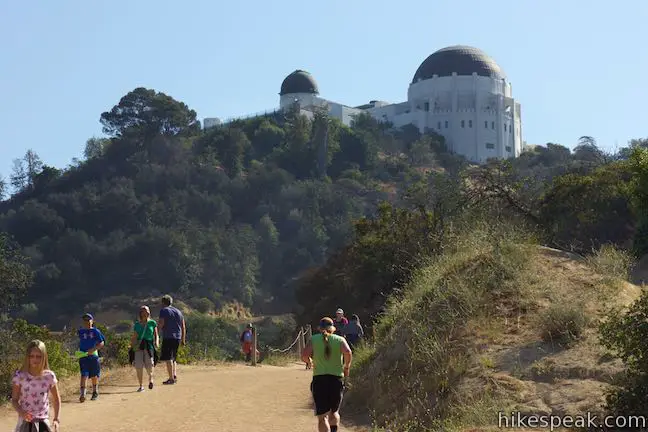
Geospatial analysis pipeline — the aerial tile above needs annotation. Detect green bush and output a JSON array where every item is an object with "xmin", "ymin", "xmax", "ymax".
[
  {"xmin": 599, "ymin": 290, "xmax": 648, "ymax": 417},
  {"xmin": 190, "ymin": 297, "xmax": 215, "ymax": 314},
  {"xmin": 0, "ymin": 319, "xmax": 79, "ymax": 401},
  {"xmin": 539, "ymin": 304, "xmax": 588, "ymax": 347},
  {"xmin": 584, "ymin": 244, "xmax": 634, "ymax": 281},
  {"xmin": 181, "ymin": 313, "xmax": 240, "ymax": 362}
]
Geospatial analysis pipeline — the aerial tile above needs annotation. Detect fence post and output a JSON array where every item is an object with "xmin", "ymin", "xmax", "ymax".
[
  {"xmin": 306, "ymin": 324, "xmax": 312, "ymax": 343},
  {"xmin": 251, "ymin": 325, "xmax": 257, "ymax": 366},
  {"xmin": 300, "ymin": 326, "xmax": 306, "ymax": 353},
  {"xmin": 297, "ymin": 327, "xmax": 303, "ymax": 357}
]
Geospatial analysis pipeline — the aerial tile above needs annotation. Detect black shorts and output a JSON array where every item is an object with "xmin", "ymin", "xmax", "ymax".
[
  {"xmin": 311, "ymin": 374, "xmax": 344, "ymax": 416},
  {"xmin": 160, "ymin": 338, "xmax": 180, "ymax": 361}
]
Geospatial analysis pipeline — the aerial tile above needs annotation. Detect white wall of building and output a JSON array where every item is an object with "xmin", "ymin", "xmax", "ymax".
[
  {"xmin": 371, "ymin": 72, "xmax": 523, "ymax": 163},
  {"xmin": 211, "ymin": 54, "xmax": 523, "ymax": 164}
]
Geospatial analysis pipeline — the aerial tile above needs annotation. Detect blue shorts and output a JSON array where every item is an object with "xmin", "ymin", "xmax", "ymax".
[{"xmin": 79, "ymin": 355, "xmax": 101, "ymax": 378}]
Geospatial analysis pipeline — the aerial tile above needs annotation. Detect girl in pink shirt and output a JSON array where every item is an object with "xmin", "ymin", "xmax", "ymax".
[{"xmin": 11, "ymin": 340, "xmax": 61, "ymax": 432}]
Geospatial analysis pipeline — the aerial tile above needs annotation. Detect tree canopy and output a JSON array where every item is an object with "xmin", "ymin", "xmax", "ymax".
[{"xmin": 1, "ymin": 86, "xmax": 646, "ymax": 329}]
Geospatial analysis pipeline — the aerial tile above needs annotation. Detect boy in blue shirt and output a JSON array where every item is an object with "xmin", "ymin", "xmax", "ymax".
[{"xmin": 77, "ymin": 313, "xmax": 106, "ymax": 402}]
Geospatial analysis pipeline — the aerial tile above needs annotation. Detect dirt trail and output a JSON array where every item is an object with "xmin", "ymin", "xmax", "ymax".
[{"xmin": 0, "ymin": 363, "xmax": 367, "ymax": 431}]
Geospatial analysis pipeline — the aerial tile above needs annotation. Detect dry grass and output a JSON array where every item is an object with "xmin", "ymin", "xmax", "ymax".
[{"xmin": 345, "ymin": 233, "xmax": 641, "ymax": 432}]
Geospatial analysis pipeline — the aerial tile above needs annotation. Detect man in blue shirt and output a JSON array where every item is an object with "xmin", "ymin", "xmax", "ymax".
[
  {"xmin": 158, "ymin": 295, "xmax": 186, "ymax": 385},
  {"xmin": 77, "ymin": 313, "xmax": 106, "ymax": 402}
]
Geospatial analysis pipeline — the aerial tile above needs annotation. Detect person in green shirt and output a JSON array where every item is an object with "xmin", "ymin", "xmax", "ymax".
[
  {"xmin": 130, "ymin": 305, "xmax": 159, "ymax": 392},
  {"xmin": 301, "ymin": 317, "xmax": 352, "ymax": 432}
]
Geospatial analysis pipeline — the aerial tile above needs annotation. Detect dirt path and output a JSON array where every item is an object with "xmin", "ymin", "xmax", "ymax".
[{"xmin": 0, "ymin": 362, "xmax": 368, "ymax": 431}]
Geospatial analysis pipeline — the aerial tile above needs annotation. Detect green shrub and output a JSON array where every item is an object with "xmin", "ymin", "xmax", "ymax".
[
  {"xmin": 599, "ymin": 290, "xmax": 648, "ymax": 417},
  {"xmin": 181, "ymin": 313, "xmax": 240, "ymax": 362},
  {"xmin": 0, "ymin": 319, "xmax": 79, "ymax": 401},
  {"xmin": 539, "ymin": 304, "xmax": 588, "ymax": 347},
  {"xmin": 585, "ymin": 244, "xmax": 634, "ymax": 281},
  {"xmin": 191, "ymin": 297, "xmax": 215, "ymax": 314}
]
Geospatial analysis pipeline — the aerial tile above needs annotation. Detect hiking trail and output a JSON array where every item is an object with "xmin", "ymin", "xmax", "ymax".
[{"xmin": 0, "ymin": 363, "xmax": 367, "ymax": 431}]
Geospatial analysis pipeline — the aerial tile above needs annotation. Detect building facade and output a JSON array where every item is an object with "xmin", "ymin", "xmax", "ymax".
[{"xmin": 204, "ymin": 45, "xmax": 523, "ymax": 163}]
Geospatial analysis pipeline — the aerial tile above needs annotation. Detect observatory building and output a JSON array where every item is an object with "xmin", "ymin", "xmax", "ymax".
[{"xmin": 204, "ymin": 45, "xmax": 523, "ymax": 163}]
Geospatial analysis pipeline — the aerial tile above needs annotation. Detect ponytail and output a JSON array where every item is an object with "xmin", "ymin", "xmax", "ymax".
[{"xmin": 322, "ymin": 329, "xmax": 331, "ymax": 359}]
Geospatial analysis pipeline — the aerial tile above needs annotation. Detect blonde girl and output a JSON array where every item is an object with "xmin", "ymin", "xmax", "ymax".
[
  {"xmin": 130, "ymin": 305, "xmax": 159, "ymax": 392},
  {"xmin": 11, "ymin": 339, "xmax": 61, "ymax": 432}
]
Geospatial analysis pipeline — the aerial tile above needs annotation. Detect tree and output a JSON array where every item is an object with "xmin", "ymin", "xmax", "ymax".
[
  {"xmin": 99, "ymin": 87, "xmax": 200, "ymax": 138},
  {"xmin": 10, "ymin": 150, "xmax": 44, "ymax": 193},
  {"xmin": 0, "ymin": 176, "xmax": 7, "ymax": 200},
  {"xmin": 10, "ymin": 158, "xmax": 27, "ymax": 192},
  {"xmin": 0, "ymin": 233, "xmax": 33, "ymax": 313},
  {"xmin": 84, "ymin": 137, "xmax": 111, "ymax": 159}
]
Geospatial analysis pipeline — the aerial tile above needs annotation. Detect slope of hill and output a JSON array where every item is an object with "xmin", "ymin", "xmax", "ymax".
[
  {"xmin": 0, "ymin": 88, "xmax": 458, "ymax": 328},
  {"xmin": 342, "ymin": 229, "xmax": 642, "ymax": 431}
]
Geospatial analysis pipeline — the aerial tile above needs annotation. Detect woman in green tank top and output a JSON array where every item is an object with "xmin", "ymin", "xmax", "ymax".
[
  {"xmin": 130, "ymin": 305, "xmax": 159, "ymax": 392},
  {"xmin": 301, "ymin": 317, "xmax": 352, "ymax": 432}
]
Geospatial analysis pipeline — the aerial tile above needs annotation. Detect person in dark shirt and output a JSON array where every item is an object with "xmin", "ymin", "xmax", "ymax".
[
  {"xmin": 333, "ymin": 308, "xmax": 348, "ymax": 337},
  {"xmin": 344, "ymin": 315, "xmax": 364, "ymax": 349},
  {"xmin": 158, "ymin": 295, "xmax": 186, "ymax": 385}
]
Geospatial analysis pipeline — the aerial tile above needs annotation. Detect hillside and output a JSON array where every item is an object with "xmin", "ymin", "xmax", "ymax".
[
  {"xmin": 0, "ymin": 87, "xmax": 645, "ymax": 331},
  {"xmin": 0, "ymin": 88, "xmax": 458, "ymax": 327},
  {"xmin": 342, "ymin": 232, "xmax": 643, "ymax": 431}
]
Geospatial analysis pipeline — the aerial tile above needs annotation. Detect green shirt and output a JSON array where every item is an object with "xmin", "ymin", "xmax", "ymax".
[
  {"xmin": 134, "ymin": 319, "xmax": 156, "ymax": 342},
  {"xmin": 311, "ymin": 333, "xmax": 345, "ymax": 377}
]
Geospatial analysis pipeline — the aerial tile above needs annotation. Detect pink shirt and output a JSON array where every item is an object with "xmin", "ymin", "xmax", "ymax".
[{"xmin": 11, "ymin": 370, "xmax": 57, "ymax": 420}]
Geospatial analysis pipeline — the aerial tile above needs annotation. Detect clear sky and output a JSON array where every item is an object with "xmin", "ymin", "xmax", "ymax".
[{"xmin": 1, "ymin": 0, "xmax": 646, "ymax": 178}]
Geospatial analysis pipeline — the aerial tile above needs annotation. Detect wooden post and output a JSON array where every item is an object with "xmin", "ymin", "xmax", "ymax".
[
  {"xmin": 251, "ymin": 325, "xmax": 257, "ymax": 366},
  {"xmin": 300, "ymin": 326, "xmax": 306, "ymax": 353},
  {"xmin": 306, "ymin": 324, "xmax": 312, "ymax": 343},
  {"xmin": 297, "ymin": 327, "xmax": 303, "ymax": 357}
]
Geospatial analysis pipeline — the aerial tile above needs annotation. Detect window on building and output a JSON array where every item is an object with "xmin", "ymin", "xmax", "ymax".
[
  {"xmin": 437, "ymin": 122, "xmax": 441, "ymax": 129},
  {"xmin": 484, "ymin": 121, "xmax": 488, "ymax": 129},
  {"xmin": 505, "ymin": 146, "xmax": 512, "ymax": 152},
  {"xmin": 486, "ymin": 143, "xmax": 495, "ymax": 149},
  {"xmin": 424, "ymin": 102, "xmax": 429, "ymax": 111},
  {"xmin": 491, "ymin": 121, "xmax": 495, "ymax": 129},
  {"xmin": 504, "ymin": 124, "xmax": 507, "ymax": 132},
  {"xmin": 468, "ymin": 120, "xmax": 472, "ymax": 128},
  {"xmin": 445, "ymin": 121, "xmax": 448, "ymax": 128},
  {"xmin": 461, "ymin": 120, "xmax": 465, "ymax": 128}
]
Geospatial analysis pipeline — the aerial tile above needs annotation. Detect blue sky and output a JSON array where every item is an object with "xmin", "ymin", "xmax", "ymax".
[{"xmin": 1, "ymin": 0, "xmax": 646, "ymax": 179}]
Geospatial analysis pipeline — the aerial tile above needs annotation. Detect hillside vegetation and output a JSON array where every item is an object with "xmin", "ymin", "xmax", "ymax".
[
  {"xmin": 344, "ymin": 228, "xmax": 640, "ymax": 431},
  {"xmin": 2, "ymin": 85, "xmax": 648, "ymax": 429},
  {"xmin": 0, "ymin": 88, "xmax": 458, "ymax": 327}
]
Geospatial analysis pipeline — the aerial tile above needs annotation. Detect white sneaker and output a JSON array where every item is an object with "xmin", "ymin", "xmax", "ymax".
[{"xmin": 137, "ymin": 386, "xmax": 145, "ymax": 392}]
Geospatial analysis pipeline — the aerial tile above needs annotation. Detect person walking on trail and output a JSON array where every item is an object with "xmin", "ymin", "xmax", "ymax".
[
  {"xmin": 130, "ymin": 305, "xmax": 159, "ymax": 392},
  {"xmin": 158, "ymin": 294, "xmax": 186, "ymax": 385},
  {"xmin": 301, "ymin": 317, "xmax": 353, "ymax": 432},
  {"xmin": 11, "ymin": 340, "xmax": 61, "ymax": 432},
  {"xmin": 333, "ymin": 308, "xmax": 348, "ymax": 337},
  {"xmin": 240, "ymin": 323, "xmax": 254, "ymax": 362},
  {"xmin": 344, "ymin": 314, "xmax": 364, "ymax": 349},
  {"xmin": 77, "ymin": 313, "xmax": 106, "ymax": 402}
]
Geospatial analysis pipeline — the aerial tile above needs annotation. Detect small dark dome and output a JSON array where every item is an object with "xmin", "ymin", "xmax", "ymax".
[
  {"xmin": 279, "ymin": 70, "xmax": 319, "ymax": 95},
  {"xmin": 411, "ymin": 45, "xmax": 505, "ymax": 83}
]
